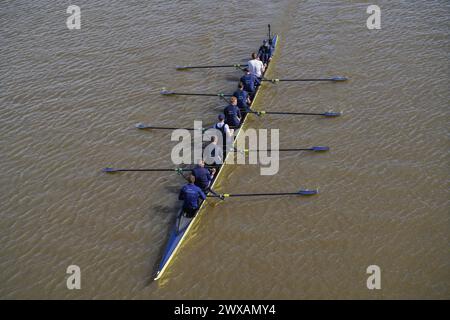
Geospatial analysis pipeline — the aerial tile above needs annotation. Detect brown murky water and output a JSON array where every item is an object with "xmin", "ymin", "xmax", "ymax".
[{"xmin": 1, "ymin": 0, "xmax": 449, "ymax": 299}]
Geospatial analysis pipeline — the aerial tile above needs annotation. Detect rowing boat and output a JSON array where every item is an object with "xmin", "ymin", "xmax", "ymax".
[{"xmin": 153, "ymin": 32, "xmax": 279, "ymax": 281}]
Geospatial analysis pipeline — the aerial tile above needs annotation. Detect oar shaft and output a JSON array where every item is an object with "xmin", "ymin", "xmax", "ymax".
[
  {"xmin": 249, "ymin": 111, "xmax": 325, "ymax": 116},
  {"xmin": 163, "ymin": 92, "xmax": 233, "ymax": 97},
  {"xmin": 172, "ymin": 93, "xmax": 224, "ymax": 97},
  {"xmin": 140, "ymin": 126, "xmax": 198, "ymax": 131},
  {"xmin": 207, "ymin": 192, "xmax": 302, "ymax": 197},
  {"xmin": 235, "ymin": 146, "xmax": 329, "ymax": 153},
  {"xmin": 262, "ymin": 76, "xmax": 347, "ymax": 82},
  {"xmin": 229, "ymin": 192, "xmax": 301, "ymax": 197},
  {"xmin": 267, "ymin": 112, "xmax": 324, "ymax": 115},
  {"xmin": 245, "ymin": 149, "xmax": 312, "ymax": 152},
  {"xmin": 177, "ymin": 64, "xmax": 247, "ymax": 69},
  {"xmin": 264, "ymin": 79, "xmax": 334, "ymax": 82},
  {"xmin": 104, "ymin": 168, "xmax": 191, "ymax": 172},
  {"xmin": 138, "ymin": 124, "xmax": 237, "ymax": 131}
]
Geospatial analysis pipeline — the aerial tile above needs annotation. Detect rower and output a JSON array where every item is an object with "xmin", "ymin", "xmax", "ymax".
[
  {"xmin": 191, "ymin": 159, "xmax": 216, "ymax": 192},
  {"xmin": 240, "ymin": 68, "xmax": 260, "ymax": 100},
  {"xmin": 258, "ymin": 39, "xmax": 271, "ymax": 65},
  {"xmin": 223, "ymin": 96, "xmax": 242, "ymax": 128},
  {"xmin": 206, "ymin": 135, "xmax": 223, "ymax": 167},
  {"xmin": 213, "ymin": 114, "xmax": 234, "ymax": 155},
  {"xmin": 178, "ymin": 175, "xmax": 206, "ymax": 218},
  {"xmin": 247, "ymin": 52, "xmax": 265, "ymax": 79},
  {"xmin": 233, "ymin": 82, "xmax": 251, "ymax": 115}
]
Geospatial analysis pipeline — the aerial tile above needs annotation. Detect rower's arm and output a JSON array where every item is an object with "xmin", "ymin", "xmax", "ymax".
[
  {"xmin": 199, "ymin": 189, "xmax": 206, "ymax": 200},
  {"xmin": 178, "ymin": 189, "xmax": 184, "ymax": 200}
]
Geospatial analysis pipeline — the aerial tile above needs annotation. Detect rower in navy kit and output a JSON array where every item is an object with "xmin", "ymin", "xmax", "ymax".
[
  {"xmin": 191, "ymin": 159, "xmax": 216, "ymax": 192},
  {"xmin": 233, "ymin": 82, "xmax": 251, "ymax": 116},
  {"xmin": 240, "ymin": 68, "xmax": 260, "ymax": 100},
  {"xmin": 258, "ymin": 39, "xmax": 272, "ymax": 64},
  {"xmin": 223, "ymin": 96, "xmax": 242, "ymax": 128},
  {"xmin": 178, "ymin": 175, "xmax": 206, "ymax": 218},
  {"xmin": 213, "ymin": 114, "xmax": 234, "ymax": 158}
]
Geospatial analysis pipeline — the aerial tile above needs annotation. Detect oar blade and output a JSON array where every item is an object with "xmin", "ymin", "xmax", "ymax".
[
  {"xmin": 135, "ymin": 123, "xmax": 148, "ymax": 129},
  {"xmin": 298, "ymin": 189, "xmax": 319, "ymax": 196},
  {"xmin": 323, "ymin": 111, "xmax": 341, "ymax": 117},
  {"xmin": 311, "ymin": 146, "xmax": 330, "ymax": 152},
  {"xmin": 160, "ymin": 89, "xmax": 174, "ymax": 95},
  {"xmin": 176, "ymin": 65, "xmax": 190, "ymax": 70},
  {"xmin": 102, "ymin": 167, "xmax": 116, "ymax": 173},
  {"xmin": 331, "ymin": 76, "xmax": 348, "ymax": 82}
]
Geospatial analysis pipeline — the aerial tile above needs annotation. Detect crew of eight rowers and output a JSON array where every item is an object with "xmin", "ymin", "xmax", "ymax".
[{"xmin": 179, "ymin": 39, "xmax": 275, "ymax": 217}]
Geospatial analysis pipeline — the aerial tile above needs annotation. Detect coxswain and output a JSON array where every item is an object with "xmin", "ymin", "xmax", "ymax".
[
  {"xmin": 191, "ymin": 159, "xmax": 216, "ymax": 191},
  {"xmin": 178, "ymin": 175, "xmax": 206, "ymax": 218},
  {"xmin": 247, "ymin": 52, "xmax": 265, "ymax": 79},
  {"xmin": 233, "ymin": 82, "xmax": 251, "ymax": 115},
  {"xmin": 258, "ymin": 40, "xmax": 271, "ymax": 64},
  {"xmin": 240, "ymin": 68, "xmax": 260, "ymax": 100},
  {"xmin": 223, "ymin": 96, "xmax": 242, "ymax": 128}
]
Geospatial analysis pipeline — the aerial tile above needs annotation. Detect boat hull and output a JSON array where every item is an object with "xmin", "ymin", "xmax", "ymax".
[{"xmin": 154, "ymin": 34, "xmax": 279, "ymax": 280}]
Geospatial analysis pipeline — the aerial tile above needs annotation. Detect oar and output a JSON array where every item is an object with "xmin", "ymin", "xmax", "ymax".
[
  {"xmin": 219, "ymin": 95, "xmax": 232, "ymax": 104},
  {"xmin": 208, "ymin": 189, "xmax": 319, "ymax": 198},
  {"xmin": 161, "ymin": 89, "xmax": 233, "ymax": 97},
  {"xmin": 262, "ymin": 76, "xmax": 348, "ymax": 82},
  {"xmin": 176, "ymin": 64, "xmax": 248, "ymax": 70},
  {"xmin": 250, "ymin": 110, "xmax": 342, "ymax": 117},
  {"xmin": 102, "ymin": 167, "xmax": 192, "ymax": 173},
  {"xmin": 135, "ymin": 123, "xmax": 202, "ymax": 131},
  {"xmin": 237, "ymin": 146, "xmax": 330, "ymax": 153},
  {"xmin": 136, "ymin": 123, "xmax": 240, "ymax": 131}
]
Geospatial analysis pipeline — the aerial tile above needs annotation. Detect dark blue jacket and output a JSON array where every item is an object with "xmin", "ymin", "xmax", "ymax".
[
  {"xmin": 224, "ymin": 104, "xmax": 241, "ymax": 127},
  {"xmin": 258, "ymin": 45, "xmax": 270, "ymax": 64},
  {"xmin": 240, "ymin": 73, "xmax": 260, "ymax": 93},
  {"xmin": 259, "ymin": 43, "xmax": 274, "ymax": 64},
  {"xmin": 191, "ymin": 166, "xmax": 212, "ymax": 190},
  {"xmin": 179, "ymin": 183, "xmax": 206, "ymax": 209},
  {"xmin": 233, "ymin": 89, "xmax": 249, "ymax": 109}
]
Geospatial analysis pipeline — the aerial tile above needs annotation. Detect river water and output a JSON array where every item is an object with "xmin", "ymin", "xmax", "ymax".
[{"xmin": 1, "ymin": 0, "xmax": 448, "ymax": 299}]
